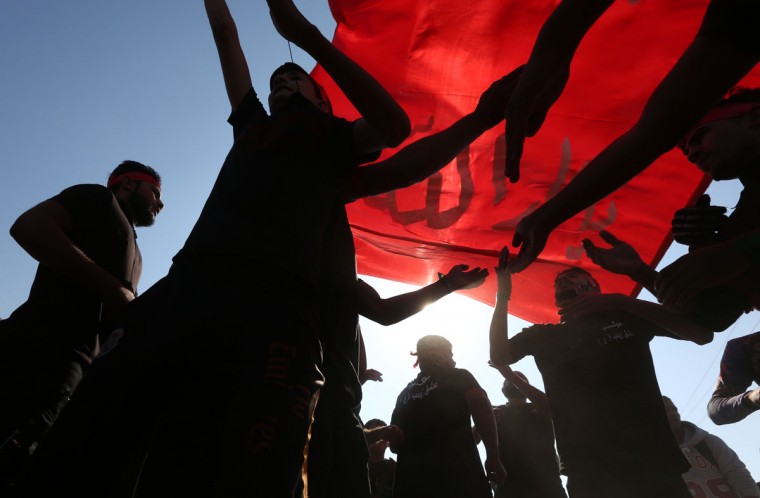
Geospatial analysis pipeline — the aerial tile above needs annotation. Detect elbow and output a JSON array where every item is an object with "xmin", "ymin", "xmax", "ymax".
[
  {"xmin": 9, "ymin": 215, "xmax": 29, "ymax": 245},
  {"xmin": 489, "ymin": 351, "xmax": 510, "ymax": 369},
  {"xmin": 694, "ymin": 331, "xmax": 714, "ymax": 346}
]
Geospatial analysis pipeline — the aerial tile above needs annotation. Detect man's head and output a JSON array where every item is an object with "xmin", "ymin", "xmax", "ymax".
[
  {"xmin": 679, "ymin": 87, "xmax": 760, "ymax": 180},
  {"xmin": 502, "ymin": 371, "xmax": 529, "ymax": 401},
  {"xmin": 268, "ymin": 62, "xmax": 332, "ymax": 114},
  {"xmin": 365, "ymin": 419, "xmax": 389, "ymax": 461},
  {"xmin": 554, "ymin": 267, "xmax": 600, "ymax": 308},
  {"xmin": 108, "ymin": 160, "xmax": 163, "ymax": 227},
  {"xmin": 661, "ymin": 396, "xmax": 682, "ymax": 435},
  {"xmin": 413, "ymin": 335, "xmax": 455, "ymax": 371}
]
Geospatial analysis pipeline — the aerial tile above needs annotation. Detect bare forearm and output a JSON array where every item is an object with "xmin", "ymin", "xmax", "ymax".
[
  {"xmin": 529, "ymin": 0, "xmax": 613, "ymax": 63},
  {"xmin": 489, "ymin": 295, "xmax": 512, "ymax": 366},
  {"xmin": 205, "ymin": 0, "xmax": 252, "ymax": 109},
  {"xmin": 346, "ymin": 113, "xmax": 485, "ymax": 201},
  {"xmin": 296, "ymin": 28, "xmax": 410, "ymax": 147},
  {"xmin": 468, "ymin": 392, "xmax": 500, "ymax": 460},
  {"xmin": 11, "ymin": 215, "xmax": 126, "ymax": 297},
  {"xmin": 359, "ymin": 280, "xmax": 451, "ymax": 326},
  {"xmin": 502, "ymin": 370, "xmax": 551, "ymax": 417},
  {"xmin": 535, "ymin": 38, "xmax": 756, "ymax": 231},
  {"xmin": 626, "ymin": 299, "xmax": 713, "ymax": 345},
  {"xmin": 631, "ymin": 265, "xmax": 658, "ymax": 295}
]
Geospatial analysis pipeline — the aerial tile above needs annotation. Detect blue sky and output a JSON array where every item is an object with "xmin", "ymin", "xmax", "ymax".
[{"xmin": 1, "ymin": 0, "xmax": 758, "ymax": 479}]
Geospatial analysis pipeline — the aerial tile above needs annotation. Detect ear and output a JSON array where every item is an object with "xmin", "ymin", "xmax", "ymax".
[{"xmin": 113, "ymin": 178, "xmax": 138, "ymax": 198}]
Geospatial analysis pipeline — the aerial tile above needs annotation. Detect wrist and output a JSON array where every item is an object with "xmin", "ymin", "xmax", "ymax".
[
  {"xmin": 628, "ymin": 262, "xmax": 650, "ymax": 281},
  {"xmin": 496, "ymin": 290, "xmax": 511, "ymax": 302},
  {"xmin": 440, "ymin": 277, "xmax": 455, "ymax": 292}
]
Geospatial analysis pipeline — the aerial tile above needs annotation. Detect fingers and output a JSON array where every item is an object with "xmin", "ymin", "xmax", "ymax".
[
  {"xmin": 581, "ymin": 238, "xmax": 597, "ymax": 257},
  {"xmin": 599, "ymin": 230, "xmax": 620, "ymax": 246},
  {"xmin": 505, "ymin": 118, "xmax": 524, "ymax": 183},
  {"xmin": 497, "ymin": 247, "xmax": 510, "ymax": 271}
]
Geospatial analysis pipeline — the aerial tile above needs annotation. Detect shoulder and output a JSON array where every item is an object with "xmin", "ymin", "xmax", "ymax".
[
  {"xmin": 53, "ymin": 184, "xmax": 114, "ymax": 208},
  {"xmin": 228, "ymin": 88, "xmax": 268, "ymax": 129}
]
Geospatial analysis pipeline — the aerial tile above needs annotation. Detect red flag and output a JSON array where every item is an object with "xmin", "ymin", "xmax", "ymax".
[{"xmin": 313, "ymin": 0, "xmax": 760, "ymax": 324}]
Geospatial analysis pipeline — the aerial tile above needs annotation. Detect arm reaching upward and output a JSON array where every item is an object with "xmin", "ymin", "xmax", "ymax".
[
  {"xmin": 266, "ymin": 0, "xmax": 410, "ymax": 152},
  {"xmin": 489, "ymin": 248, "xmax": 515, "ymax": 366},
  {"xmin": 508, "ymin": 35, "xmax": 758, "ymax": 273},
  {"xmin": 204, "ymin": 0, "xmax": 252, "ymax": 111},
  {"xmin": 504, "ymin": 0, "xmax": 614, "ymax": 182}
]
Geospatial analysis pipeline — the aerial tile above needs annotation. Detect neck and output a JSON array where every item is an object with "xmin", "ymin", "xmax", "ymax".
[{"xmin": 115, "ymin": 195, "xmax": 136, "ymax": 226}]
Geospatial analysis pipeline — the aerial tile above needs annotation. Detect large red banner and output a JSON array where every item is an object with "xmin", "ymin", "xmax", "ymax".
[{"xmin": 312, "ymin": 0, "xmax": 760, "ymax": 324}]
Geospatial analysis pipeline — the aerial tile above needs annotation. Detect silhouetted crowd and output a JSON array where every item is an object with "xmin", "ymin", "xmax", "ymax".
[{"xmin": 1, "ymin": 0, "xmax": 759, "ymax": 497}]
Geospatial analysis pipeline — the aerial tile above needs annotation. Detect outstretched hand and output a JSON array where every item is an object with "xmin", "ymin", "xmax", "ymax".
[
  {"xmin": 442, "ymin": 264, "xmax": 489, "ymax": 291},
  {"xmin": 508, "ymin": 212, "xmax": 551, "ymax": 273},
  {"xmin": 671, "ymin": 194, "xmax": 727, "ymax": 248},
  {"xmin": 582, "ymin": 230, "xmax": 645, "ymax": 277},
  {"xmin": 266, "ymin": 0, "xmax": 318, "ymax": 46},
  {"xmin": 473, "ymin": 66, "xmax": 524, "ymax": 130},
  {"xmin": 504, "ymin": 65, "xmax": 570, "ymax": 183},
  {"xmin": 360, "ymin": 368, "xmax": 384, "ymax": 384}
]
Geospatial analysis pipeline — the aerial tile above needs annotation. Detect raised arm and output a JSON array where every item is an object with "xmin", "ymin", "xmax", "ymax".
[
  {"xmin": 10, "ymin": 200, "xmax": 134, "ymax": 318},
  {"xmin": 489, "ymin": 248, "xmax": 515, "ymax": 366},
  {"xmin": 204, "ymin": 0, "xmax": 252, "ymax": 111},
  {"xmin": 343, "ymin": 68, "xmax": 522, "ymax": 202},
  {"xmin": 509, "ymin": 36, "xmax": 758, "ymax": 273},
  {"xmin": 266, "ymin": 0, "xmax": 410, "ymax": 152},
  {"xmin": 504, "ymin": 0, "xmax": 614, "ymax": 182},
  {"xmin": 355, "ymin": 265, "xmax": 488, "ymax": 326}
]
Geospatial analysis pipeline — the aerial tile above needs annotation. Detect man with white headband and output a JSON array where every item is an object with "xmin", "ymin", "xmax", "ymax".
[{"xmin": 0, "ymin": 160, "xmax": 163, "ymax": 480}]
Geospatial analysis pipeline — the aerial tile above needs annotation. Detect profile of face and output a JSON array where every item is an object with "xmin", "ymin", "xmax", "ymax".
[
  {"xmin": 682, "ymin": 110, "xmax": 760, "ymax": 181},
  {"xmin": 554, "ymin": 269, "xmax": 600, "ymax": 308},
  {"xmin": 127, "ymin": 180, "xmax": 163, "ymax": 227},
  {"xmin": 661, "ymin": 396, "xmax": 682, "ymax": 434},
  {"xmin": 268, "ymin": 70, "xmax": 326, "ymax": 113}
]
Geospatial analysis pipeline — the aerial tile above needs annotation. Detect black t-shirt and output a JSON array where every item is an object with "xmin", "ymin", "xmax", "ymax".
[
  {"xmin": 368, "ymin": 458, "xmax": 396, "ymax": 498},
  {"xmin": 493, "ymin": 403, "xmax": 565, "ymax": 497},
  {"xmin": 2, "ymin": 184, "xmax": 139, "ymax": 355},
  {"xmin": 176, "ymin": 90, "xmax": 365, "ymax": 295},
  {"xmin": 509, "ymin": 312, "xmax": 688, "ymax": 474},
  {"xmin": 391, "ymin": 367, "xmax": 492, "ymax": 498},
  {"xmin": 318, "ymin": 204, "xmax": 364, "ymax": 405},
  {"xmin": 29, "ymin": 184, "xmax": 140, "ymax": 321}
]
